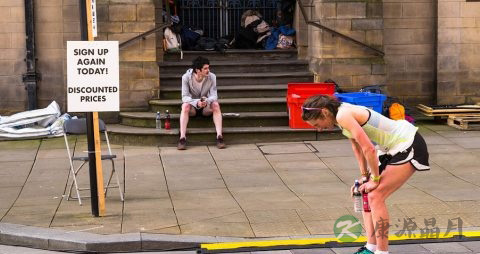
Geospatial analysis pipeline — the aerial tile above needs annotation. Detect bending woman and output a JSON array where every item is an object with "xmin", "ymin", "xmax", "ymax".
[{"xmin": 302, "ymin": 95, "xmax": 430, "ymax": 254}]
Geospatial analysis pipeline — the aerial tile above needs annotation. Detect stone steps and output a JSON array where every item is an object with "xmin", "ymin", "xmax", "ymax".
[
  {"xmin": 160, "ymin": 71, "xmax": 313, "ymax": 86},
  {"xmin": 149, "ymin": 97, "xmax": 286, "ymax": 113},
  {"xmin": 110, "ymin": 49, "xmax": 321, "ymax": 145},
  {"xmin": 159, "ymin": 84, "xmax": 287, "ymax": 99},
  {"xmin": 163, "ymin": 49, "xmax": 298, "ymax": 61},
  {"xmin": 159, "ymin": 59, "xmax": 309, "ymax": 73},
  {"xmin": 120, "ymin": 111, "xmax": 289, "ymax": 128},
  {"xmin": 107, "ymin": 124, "xmax": 342, "ymax": 146}
]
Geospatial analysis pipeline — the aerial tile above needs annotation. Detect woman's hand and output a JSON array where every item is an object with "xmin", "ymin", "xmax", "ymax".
[{"xmin": 359, "ymin": 180, "xmax": 379, "ymax": 193}]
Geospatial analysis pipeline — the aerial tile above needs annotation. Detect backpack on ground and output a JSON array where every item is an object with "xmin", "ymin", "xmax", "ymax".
[
  {"xmin": 382, "ymin": 97, "xmax": 408, "ymax": 121},
  {"xmin": 163, "ymin": 27, "xmax": 181, "ymax": 52},
  {"xmin": 388, "ymin": 102, "xmax": 405, "ymax": 120}
]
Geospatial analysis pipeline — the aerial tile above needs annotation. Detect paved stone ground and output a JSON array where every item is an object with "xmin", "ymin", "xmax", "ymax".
[
  {"xmin": 0, "ymin": 121, "xmax": 479, "ymax": 237},
  {"xmin": 1, "ymin": 242, "xmax": 480, "ymax": 254}
]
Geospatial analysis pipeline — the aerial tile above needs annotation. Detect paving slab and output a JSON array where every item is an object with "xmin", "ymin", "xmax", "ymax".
[
  {"xmin": 170, "ymin": 188, "xmax": 240, "ymax": 210},
  {"xmin": 245, "ymin": 209, "xmax": 302, "ymax": 224},
  {"xmin": 421, "ymin": 133, "xmax": 455, "ymax": 145},
  {"xmin": 460, "ymin": 241, "xmax": 480, "ymax": 252},
  {"xmin": 175, "ymin": 208, "xmax": 246, "ymax": 225},
  {"xmin": 209, "ymin": 147, "xmax": 266, "ymax": 161},
  {"xmin": 427, "ymin": 144, "xmax": 469, "ymax": 154},
  {"xmin": 251, "ymin": 221, "xmax": 310, "ymax": 237},
  {"xmin": 420, "ymin": 242, "xmax": 473, "ymax": 253},
  {"xmin": 231, "ymin": 186, "xmax": 310, "ymax": 210},
  {"xmin": 216, "ymin": 159, "xmax": 274, "ymax": 173},
  {"xmin": 222, "ymin": 172, "xmax": 286, "ymax": 188},
  {"xmin": 387, "ymin": 243, "xmax": 432, "ymax": 254},
  {"xmin": 309, "ymin": 140, "xmax": 355, "ymax": 158},
  {"xmin": 265, "ymin": 152, "xmax": 320, "ymax": 162},
  {"xmin": 396, "ymin": 202, "xmax": 458, "ymax": 216},
  {"xmin": 167, "ymin": 173, "xmax": 227, "ymax": 191},
  {"xmin": 258, "ymin": 143, "xmax": 313, "ymax": 155},
  {"xmin": 0, "ymin": 140, "xmax": 41, "ymax": 150},
  {"xmin": 407, "ymin": 164, "xmax": 453, "ymax": 183},
  {"xmin": 269, "ymin": 158, "xmax": 329, "ymax": 170},
  {"xmin": 275, "ymin": 168, "xmax": 341, "ymax": 185},
  {"xmin": 296, "ymin": 208, "xmax": 351, "ymax": 222},
  {"xmin": 50, "ymin": 224, "xmax": 122, "ymax": 234},
  {"xmin": 180, "ymin": 221, "xmax": 255, "ymax": 237},
  {"xmin": 122, "ymin": 208, "xmax": 178, "ymax": 233},
  {"xmin": 0, "ymin": 149, "xmax": 38, "ymax": 162},
  {"xmin": 299, "ymin": 194, "xmax": 354, "ymax": 209},
  {"xmin": 290, "ymin": 248, "xmax": 336, "ymax": 254},
  {"xmin": 388, "ymin": 187, "xmax": 441, "ymax": 204},
  {"xmin": 450, "ymin": 137, "xmax": 480, "ymax": 149},
  {"xmin": 143, "ymin": 225, "xmax": 182, "ymax": 234},
  {"xmin": 302, "ymin": 220, "xmax": 340, "ymax": 235}
]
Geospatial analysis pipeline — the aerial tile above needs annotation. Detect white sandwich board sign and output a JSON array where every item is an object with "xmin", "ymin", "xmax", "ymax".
[{"xmin": 67, "ymin": 41, "xmax": 119, "ymax": 112}]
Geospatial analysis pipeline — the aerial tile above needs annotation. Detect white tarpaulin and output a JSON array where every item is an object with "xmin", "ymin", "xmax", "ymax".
[{"xmin": 0, "ymin": 101, "xmax": 67, "ymax": 138}]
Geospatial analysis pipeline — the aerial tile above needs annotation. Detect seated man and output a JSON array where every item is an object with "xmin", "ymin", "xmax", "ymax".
[{"xmin": 177, "ymin": 56, "xmax": 225, "ymax": 150}]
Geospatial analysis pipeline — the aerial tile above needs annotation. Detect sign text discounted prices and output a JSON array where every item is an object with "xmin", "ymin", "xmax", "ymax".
[{"xmin": 67, "ymin": 41, "xmax": 119, "ymax": 112}]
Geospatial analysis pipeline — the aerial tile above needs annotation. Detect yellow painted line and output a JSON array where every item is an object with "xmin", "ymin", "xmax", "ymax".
[{"xmin": 201, "ymin": 231, "xmax": 480, "ymax": 251}]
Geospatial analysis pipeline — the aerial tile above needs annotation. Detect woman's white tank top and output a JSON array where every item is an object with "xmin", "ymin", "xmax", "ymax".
[{"xmin": 338, "ymin": 103, "xmax": 418, "ymax": 156}]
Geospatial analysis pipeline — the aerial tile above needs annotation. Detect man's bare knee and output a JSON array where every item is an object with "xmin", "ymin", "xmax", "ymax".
[
  {"xmin": 182, "ymin": 103, "xmax": 191, "ymax": 112},
  {"xmin": 211, "ymin": 101, "xmax": 221, "ymax": 112}
]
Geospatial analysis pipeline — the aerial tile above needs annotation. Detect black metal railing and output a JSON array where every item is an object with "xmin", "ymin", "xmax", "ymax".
[{"xmin": 179, "ymin": 0, "xmax": 280, "ymax": 39}]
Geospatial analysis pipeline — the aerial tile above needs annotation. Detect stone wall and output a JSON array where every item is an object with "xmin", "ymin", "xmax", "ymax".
[
  {"xmin": 96, "ymin": 0, "xmax": 158, "ymax": 111},
  {"xmin": 0, "ymin": 1, "xmax": 27, "ymax": 114},
  {"xmin": 383, "ymin": 0, "xmax": 436, "ymax": 105},
  {"xmin": 299, "ymin": 0, "xmax": 386, "ymax": 92},
  {"xmin": 0, "ymin": 0, "xmax": 158, "ymax": 115},
  {"xmin": 437, "ymin": 0, "xmax": 480, "ymax": 104}
]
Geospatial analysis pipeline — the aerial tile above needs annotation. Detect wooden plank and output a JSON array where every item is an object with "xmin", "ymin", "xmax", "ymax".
[
  {"xmin": 86, "ymin": 0, "xmax": 105, "ymax": 217},
  {"xmin": 417, "ymin": 104, "xmax": 480, "ymax": 115}
]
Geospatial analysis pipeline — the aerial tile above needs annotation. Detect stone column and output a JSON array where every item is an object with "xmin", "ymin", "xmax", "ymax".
[
  {"xmin": 0, "ymin": 1, "xmax": 27, "ymax": 114},
  {"xmin": 383, "ymin": 0, "xmax": 435, "ymax": 105},
  {"xmin": 437, "ymin": 0, "xmax": 480, "ymax": 105}
]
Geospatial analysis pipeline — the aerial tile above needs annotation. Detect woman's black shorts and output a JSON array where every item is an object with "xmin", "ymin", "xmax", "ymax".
[{"xmin": 379, "ymin": 132, "xmax": 430, "ymax": 174}]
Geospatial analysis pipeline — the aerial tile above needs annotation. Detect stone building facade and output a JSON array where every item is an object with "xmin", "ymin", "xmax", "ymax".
[
  {"xmin": 1, "ymin": 0, "xmax": 479, "ymax": 114},
  {"xmin": 297, "ymin": 0, "xmax": 480, "ymax": 105}
]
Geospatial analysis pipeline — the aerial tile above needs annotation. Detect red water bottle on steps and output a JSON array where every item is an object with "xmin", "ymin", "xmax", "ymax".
[
  {"xmin": 363, "ymin": 192, "xmax": 371, "ymax": 212},
  {"xmin": 164, "ymin": 110, "xmax": 171, "ymax": 130}
]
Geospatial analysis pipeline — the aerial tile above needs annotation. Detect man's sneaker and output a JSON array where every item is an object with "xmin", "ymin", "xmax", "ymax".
[
  {"xmin": 177, "ymin": 137, "xmax": 187, "ymax": 150},
  {"xmin": 353, "ymin": 247, "xmax": 374, "ymax": 254},
  {"xmin": 216, "ymin": 135, "xmax": 226, "ymax": 149}
]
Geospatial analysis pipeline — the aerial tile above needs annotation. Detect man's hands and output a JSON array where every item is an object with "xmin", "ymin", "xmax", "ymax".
[{"xmin": 197, "ymin": 100, "xmax": 207, "ymax": 108}]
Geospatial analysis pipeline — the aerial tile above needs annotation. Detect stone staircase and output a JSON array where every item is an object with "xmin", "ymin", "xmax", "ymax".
[{"xmin": 108, "ymin": 49, "xmax": 342, "ymax": 146}]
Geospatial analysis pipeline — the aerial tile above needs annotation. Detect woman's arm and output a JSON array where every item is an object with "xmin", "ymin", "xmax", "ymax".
[
  {"xmin": 350, "ymin": 138, "xmax": 369, "ymax": 180},
  {"xmin": 338, "ymin": 110, "xmax": 380, "ymax": 192}
]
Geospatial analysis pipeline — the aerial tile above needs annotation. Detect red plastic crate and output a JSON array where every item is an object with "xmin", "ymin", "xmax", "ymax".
[{"xmin": 287, "ymin": 83, "xmax": 335, "ymax": 129}]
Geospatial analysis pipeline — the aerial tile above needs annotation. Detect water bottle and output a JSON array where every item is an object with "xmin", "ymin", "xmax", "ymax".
[
  {"xmin": 363, "ymin": 192, "xmax": 371, "ymax": 212},
  {"xmin": 155, "ymin": 111, "xmax": 162, "ymax": 129},
  {"xmin": 164, "ymin": 110, "xmax": 171, "ymax": 130},
  {"xmin": 353, "ymin": 180, "xmax": 362, "ymax": 213}
]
